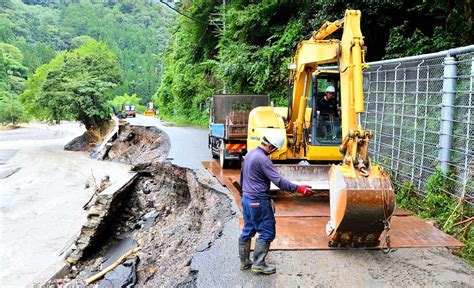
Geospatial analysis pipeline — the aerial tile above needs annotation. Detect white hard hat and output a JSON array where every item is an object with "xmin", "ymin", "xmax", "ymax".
[
  {"xmin": 263, "ymin": 130, "xmax": 285, "ymax": 149},
  {"xmin": 326, "ymin": 86, "xmax": 336, "ymax": 93}
]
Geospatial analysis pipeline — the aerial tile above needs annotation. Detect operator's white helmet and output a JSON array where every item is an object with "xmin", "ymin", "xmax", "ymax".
[
  {"xmin": 326, "ymin": 85, "xmax": 336, "ymax": 93},
  {"xmin": 263, "ymin": 130, "xmax": 285, "ymax": 149}
]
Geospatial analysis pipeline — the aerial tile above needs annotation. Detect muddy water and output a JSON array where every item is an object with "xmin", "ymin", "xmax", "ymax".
[{"xmin": 0, "ymin": 123, "xmax": 132, "ymax": 287}]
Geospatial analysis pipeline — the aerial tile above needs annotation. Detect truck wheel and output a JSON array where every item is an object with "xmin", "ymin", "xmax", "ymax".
[
  {"xmin": 220, "ymin": 140, "xmax": 230, "ymax": 169},
  {"xmin": 210, "ymin": 137, "xmax": 219, "ymax": 159}
]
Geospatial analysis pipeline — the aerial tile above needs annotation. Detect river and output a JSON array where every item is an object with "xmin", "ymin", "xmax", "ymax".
[{"xmin": 0, "ymin": 122, "xmax": 132, "ymax": 287}]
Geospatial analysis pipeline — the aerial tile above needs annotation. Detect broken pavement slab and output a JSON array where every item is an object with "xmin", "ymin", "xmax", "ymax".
[
  {"xmin": 29, "ymin": 172, "xmax": 138, "ymax": 287},
  {"xmin": 66, "ymin": 172, "xmax": 139, "ymax": 263}
]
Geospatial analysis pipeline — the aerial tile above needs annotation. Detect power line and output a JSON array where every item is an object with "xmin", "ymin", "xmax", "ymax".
[{"xmin": 159, "ymin": 0, "xmax": 207, "ymax": 25}]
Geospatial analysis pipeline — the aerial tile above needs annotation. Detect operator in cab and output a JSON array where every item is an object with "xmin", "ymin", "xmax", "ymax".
[
  {"xmin": 238, "ymin": 131, "xmax": 313, "ymax": 275},
  {"xmin": 317, "ymin": 85, "xmax": 339, "ymax": 116},
  {"xmin": 316, "ymin": 85, "xmax": 341, "ymax": 140}
]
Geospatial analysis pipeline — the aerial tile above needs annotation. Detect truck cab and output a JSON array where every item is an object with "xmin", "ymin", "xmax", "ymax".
[{"xmin": 124, "ymin": 105, "xmax": 136, "ymax": 118}]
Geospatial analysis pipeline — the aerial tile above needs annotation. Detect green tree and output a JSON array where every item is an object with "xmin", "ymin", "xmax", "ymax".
[
  {"xmin": 0, "ymin": 42, "xmax": 28, "ymax": 93},
  {"xmin": 21, "ymin": 40, "xmax": 121, "ymax": 130},
  {"xmin": 20, "ymin": 51, "xmax": 66, "ymax": 120},
  {"xmin": 0, "ymin": 42, "xmax": 27, "ymax": 124}
]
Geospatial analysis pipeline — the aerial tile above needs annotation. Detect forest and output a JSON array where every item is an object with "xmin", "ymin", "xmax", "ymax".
[
  {"xmin": 154, "ymin": 0, "xmax": 472, "ymax": 125},
  {"xmin": 0, "ymin": 0, "xmax": 173, "ymax": 126},
  {"xmin": 0, "ymin": 0, "xmax": 472, "ymax": 127}
]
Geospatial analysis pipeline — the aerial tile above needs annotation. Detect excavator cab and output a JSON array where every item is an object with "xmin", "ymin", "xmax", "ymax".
[{"xmin": 310, "ymin": 72, "xmax": 342, "ymax": 146}]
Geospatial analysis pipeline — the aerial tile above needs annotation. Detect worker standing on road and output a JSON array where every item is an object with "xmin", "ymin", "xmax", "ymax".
[{"xmin": 238, "ymin": 131, "xmax": 313, "ymax": 275}]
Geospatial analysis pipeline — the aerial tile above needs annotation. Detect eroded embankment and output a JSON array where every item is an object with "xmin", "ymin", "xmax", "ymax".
[
  {"xmin": 54, "ymin": 125, "xmax": 232, "ymax": 287},
  {"xmin": 98, "ymin": 125, "xmax": 170, "ymax": 165}
]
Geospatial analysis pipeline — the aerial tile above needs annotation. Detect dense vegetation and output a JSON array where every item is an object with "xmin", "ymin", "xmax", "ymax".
[
  {"xmin": 0, "ymin": 42, "xmax": 27, "ymax": 124},
  {"xmin": 1, "ymin": 0, "xmax": 471, "ymax": 126},
  {"xmin": 0, "ymin": 0, "xmax": 173, "ymax": 126},
  {"xmin": 155, "ymin": 0, "xmax": 472, "ymax": 126}
]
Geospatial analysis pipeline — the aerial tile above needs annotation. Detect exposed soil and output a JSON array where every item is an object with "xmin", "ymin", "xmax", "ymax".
[
  {"xmin": 125, "ymin": 164, "xmax": 231, "ymax": 287},
  {"xmin": 64, "ymin": 131, "xmax": 97, "ymax": 152},
  {"xmin": 54, "ymin": 125, "xmax": 232, "ymax": 287},
  {"xmin": 64, "ymin": 121, "xmax": 116, "ymax": 152},
  {"xmin": 101, "ymin": 124, "xmax": 170, "ymax": 165}
]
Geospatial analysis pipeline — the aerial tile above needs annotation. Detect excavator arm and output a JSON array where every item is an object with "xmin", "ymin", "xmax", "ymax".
[
  {"xmin": 296, "ymin": 10, "xmax": 397, "ymax": 248},
  {"xmin": 287, "ymin": 11, "xmax": 366, "ymax": 154}
]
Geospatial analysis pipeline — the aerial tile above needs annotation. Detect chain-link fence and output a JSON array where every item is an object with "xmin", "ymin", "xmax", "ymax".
[{"xmin": 362, "ymin": 46, "xmax": 473, "ymax": 204}]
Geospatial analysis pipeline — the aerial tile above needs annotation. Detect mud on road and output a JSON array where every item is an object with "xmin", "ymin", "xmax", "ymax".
[{"xmin": 55, "ymin": 125, "xmax": 233, "ymax": 287}]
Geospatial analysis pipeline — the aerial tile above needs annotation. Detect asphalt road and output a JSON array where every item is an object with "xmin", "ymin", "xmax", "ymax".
[{"xmin": 126, "ymin": 115, "xmax": 473, "ymax": 287}]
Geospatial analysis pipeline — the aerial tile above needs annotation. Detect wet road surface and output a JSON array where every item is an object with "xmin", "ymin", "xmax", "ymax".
[{"xmin": 126, "ymin": 116, "xmax": 473, "ymax": 287}]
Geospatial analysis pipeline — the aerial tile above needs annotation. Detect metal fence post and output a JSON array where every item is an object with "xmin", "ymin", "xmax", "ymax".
[{"xmin": 438, "ymin": 55, "xmax": 457, "ymax": 172}]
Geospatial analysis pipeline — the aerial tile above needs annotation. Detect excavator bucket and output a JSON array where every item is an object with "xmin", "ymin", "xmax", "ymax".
[
  {"xmin": 326, "ymin": 164, "xmax": 395, "ymax": 247},
  {"xmin": 272, "ymin": 162, "xmax": 395, "ymax": 248}
]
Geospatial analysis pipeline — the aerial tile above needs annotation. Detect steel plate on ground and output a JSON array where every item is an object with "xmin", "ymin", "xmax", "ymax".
[
  {"xmin": 388, "ymin": 216, "xmax": 464, "ymax": 248},
  {"xmin": 240, "ymin": 217, "xmax": 331, "ymax": 250},
  {"xmin": 203, "ymin": 160, "xmax": 463, "ymax": 249},
  {"xmin": 238, "ymin": 216, "xmax": 464, "ymax": 250}
]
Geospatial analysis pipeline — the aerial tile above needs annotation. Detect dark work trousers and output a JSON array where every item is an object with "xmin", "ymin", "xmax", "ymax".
[{"xmin": 240, "ymin": 196, "xmax": 276, "ymax": 243}]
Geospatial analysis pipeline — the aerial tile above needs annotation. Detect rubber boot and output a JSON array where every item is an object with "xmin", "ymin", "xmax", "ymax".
[
  {"xmin": 251, "ymin": 241, "xmax": 276, "ymax": 275},
  {"xmin": 239, "ymin": 238, "xmax": 252, "ymax": 270}
]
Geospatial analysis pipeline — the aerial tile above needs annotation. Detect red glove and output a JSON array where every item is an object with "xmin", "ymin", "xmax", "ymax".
[{"xmin": 296, "ymin": 185, "xmax": 313, "ymax": 197}]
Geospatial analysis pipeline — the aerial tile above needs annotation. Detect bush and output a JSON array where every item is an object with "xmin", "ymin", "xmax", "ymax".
[{"xmin": 0, "ymin": 91, "xmax": 24, "ymax": 124}]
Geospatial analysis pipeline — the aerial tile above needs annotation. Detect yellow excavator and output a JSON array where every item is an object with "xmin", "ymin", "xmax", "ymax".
[
  {"xmin": 144, "ymin": 101, "xmax": 156, "ymax": 116},
  {"xmin": 247, "ymin": 10, "xmax": 396, "ymax": 247}
]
